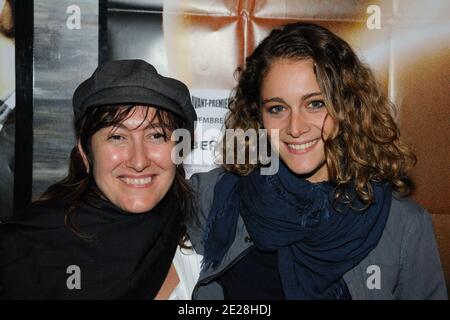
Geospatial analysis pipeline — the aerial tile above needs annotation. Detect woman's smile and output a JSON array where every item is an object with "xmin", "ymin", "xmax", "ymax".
[
  {"xmin": 285, "ymin": 138, "xmax": 319, "ymax": 154},
  {"xmin": 118, "ymin": 174, "xmax": 156, "ymax": 188}
]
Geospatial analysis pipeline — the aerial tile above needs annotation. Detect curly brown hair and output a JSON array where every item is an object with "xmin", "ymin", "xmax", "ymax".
[{"xmin": 223, "ymin": 22, "xmax": 416, "ymax": 208}]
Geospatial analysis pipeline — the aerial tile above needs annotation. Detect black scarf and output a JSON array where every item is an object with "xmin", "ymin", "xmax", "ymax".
[
  {"xmin": 0, "ymin": 191, "xmax": 181, "ymax": 299},
  {"xmin": 203, "ymin": 162, "xmax": 392, "ymax": 299}
]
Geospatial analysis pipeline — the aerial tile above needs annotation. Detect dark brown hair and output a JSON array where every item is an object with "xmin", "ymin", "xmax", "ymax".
[
  {"xmin": 223, "ymin": 22, "xmax": 416, "ymax": 208},
  {"xmin": 37, "ymin": 105, "xmax": 195, "ymax": 245}
]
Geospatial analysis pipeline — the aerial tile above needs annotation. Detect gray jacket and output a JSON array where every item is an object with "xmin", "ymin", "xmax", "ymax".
[{"xmin": 187, "ymin": 168, "xmax": 448, "ymax": 300}]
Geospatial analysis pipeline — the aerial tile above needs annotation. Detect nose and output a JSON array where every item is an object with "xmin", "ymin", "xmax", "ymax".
[
  {"xmin": 125, "ymin": 141, "xmax": 150, "ymax": 172},
  {"xmin": 287, "ymin": 111, "xmax": 309, "ymax": 138}
]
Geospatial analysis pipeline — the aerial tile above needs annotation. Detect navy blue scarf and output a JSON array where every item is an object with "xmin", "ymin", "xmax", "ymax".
[{"xmin": 203, "ymin": 163, "xmax": 392, "ymax": 299}]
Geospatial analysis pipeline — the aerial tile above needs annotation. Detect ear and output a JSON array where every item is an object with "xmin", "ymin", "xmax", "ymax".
[{"xmin": 77, "ymin": 140, "xmax": 90, "ymax": 174}]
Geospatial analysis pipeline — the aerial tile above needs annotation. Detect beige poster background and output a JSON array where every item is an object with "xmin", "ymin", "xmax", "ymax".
[{"xmin": 162, "ymin": 0, "xmax": 450, "ymax": 286}]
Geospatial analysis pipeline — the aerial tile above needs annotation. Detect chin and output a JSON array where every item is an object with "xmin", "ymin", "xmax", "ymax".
[
  {"xmin": 121, "ymin": 200, "xmax": 157, "ymax": 214},
  {"xmin": 287, "ymin": 166, "xmax": 316, "ymax": 177},
  {"xmin": 282, "ymin": 158, "xmax": 328, "ymax": 181},
  {"xmin": 283, "ymin": 160, "xmax": 314, "ymax": 175}
]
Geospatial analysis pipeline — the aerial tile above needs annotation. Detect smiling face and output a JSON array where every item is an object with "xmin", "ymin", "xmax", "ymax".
[
  {"xmin": 81, "ymin": 106, "xmax": 176, "ymax": 213},
  {"xmin": 261, "ymin": 58, "xmax": 335, "ymax": 182}
]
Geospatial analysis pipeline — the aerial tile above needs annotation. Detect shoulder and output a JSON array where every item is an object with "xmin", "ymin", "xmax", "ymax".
[
  {"xmin": 387, "ymin": 195, "xmax": 440, "ymax": 257},
  {"xmin": 344, "ymin": 195, "xmax": 446, "ymax": 299},
  {"xmin": 188, "ymin": 167, "xmax": 226, "ymax": 194},
  {"xmin": 187, "ymin": 167, "xmax": 226, "ymax": 222},
  {"xmin": 389, "ymin": 194, "xmax": 427, "ymax": 217},
  {"xmin": 2, "ymin": 200, "xmax": 68, "ymax": 230},
  {"xmin": 380, "ymin": 195, "xmax": 436, "ymax": 255},
  {"xmin": 186, "ymin": 167, "xmax": 226, "ymax": 254},
  {"xmin": 350, "ymin": 195, "xmax": 435, "ymax": 272},
  {"xmin": 0, "ymin": 202, "xmax": 69, "ymax": 296},
  {"xmin": 385, "ymin": 195, "xmax": 447, "ymax": 299},
  {"xmin": 0, "ymin": 200, "xmax": 73, "ymax": 257},
  {"xmin": 386, "ymin": 195, "xmax": 433, "ymax": 236}
]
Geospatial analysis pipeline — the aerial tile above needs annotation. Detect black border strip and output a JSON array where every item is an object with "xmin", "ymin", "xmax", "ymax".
[
  {"xmin": 98, "ymin": 0, "xmax": 108, "ymax": 64},
  {"xmin": 13, "ymin": 0, "xmax": 34, "ymax": 214}
]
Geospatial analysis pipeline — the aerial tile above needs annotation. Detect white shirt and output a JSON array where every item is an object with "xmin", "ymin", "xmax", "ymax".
[{"xmin": 168, "ymin": 243, "xmax": 203, "ymax": 300}]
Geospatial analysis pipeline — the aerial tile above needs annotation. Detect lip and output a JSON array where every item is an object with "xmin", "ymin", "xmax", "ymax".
[
  {"xmin": 284, "ymin": 138, "xmax": 319, "ymax": 155},
  {"xmin": 117, "ymin": 174, "xmax": 156, "ymax": 188}
]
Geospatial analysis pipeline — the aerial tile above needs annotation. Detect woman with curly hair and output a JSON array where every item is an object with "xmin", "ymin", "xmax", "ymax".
[{"xmin": 188, "ymin": 22, "xmax": 447, "ymax": 299}]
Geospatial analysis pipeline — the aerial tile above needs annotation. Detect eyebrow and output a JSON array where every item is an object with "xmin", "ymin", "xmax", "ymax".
[
  {"xmin": 113, "ymin": 122, "xmax": 166, "ymax": 131},
  {"xmin": 261, "ymin": 92, "xmax": 323, "ymax": 105}
]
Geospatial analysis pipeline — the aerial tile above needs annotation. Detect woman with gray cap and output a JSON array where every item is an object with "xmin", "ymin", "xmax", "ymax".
[{"xmin": 0, "ymin": 59, "xmax": 200, "ymax": 299}]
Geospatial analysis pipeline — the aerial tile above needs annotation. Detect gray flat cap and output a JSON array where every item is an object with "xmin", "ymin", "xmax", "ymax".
[{"xmin": 73, "ymin": 59, "xmax": 196, "ymax": 134}]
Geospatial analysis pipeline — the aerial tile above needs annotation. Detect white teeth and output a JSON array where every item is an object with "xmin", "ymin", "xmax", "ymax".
[
  {"xmin": 123, "ymin": 177, "xmax": 152, "ymax": 185},
  {"xmin": 288, "ymin": 139, "xmax": 318, "ymax": 151}
]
